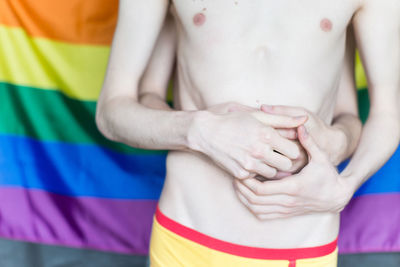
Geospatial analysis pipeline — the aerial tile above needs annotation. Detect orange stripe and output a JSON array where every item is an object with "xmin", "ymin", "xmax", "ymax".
[{"xmin": 0, "ymin": 0, "xmax": 118, "ymax": 45}]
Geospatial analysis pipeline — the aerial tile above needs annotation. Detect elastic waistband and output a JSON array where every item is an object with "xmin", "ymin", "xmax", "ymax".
[{"xmin": 155, "ymin": 206, "xmax": 337, "ymax": 260}]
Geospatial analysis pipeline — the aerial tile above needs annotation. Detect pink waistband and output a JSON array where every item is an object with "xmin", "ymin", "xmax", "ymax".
[{"xmin": 155, "ymin": 206, "xmax": 337, "ymax": 260}]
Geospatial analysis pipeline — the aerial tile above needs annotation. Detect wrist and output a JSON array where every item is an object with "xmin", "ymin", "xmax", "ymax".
[
  {"xmin": 329, "ymin": 125, "xmax": 349, "ymax": 165},
  {"xmin": 186, "ymin": 110, "xmax": 216, "ymax": 152},
  {"xmin": 338, "ymin": 172, "xmax": 358, "ymax": 202},
  {"xmin": 330, "ymin": 114, "xmax": 362, "ymax": 165}
]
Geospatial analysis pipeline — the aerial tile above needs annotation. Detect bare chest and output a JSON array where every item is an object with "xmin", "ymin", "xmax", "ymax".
[{"xmin": 172, "ymin": 0, "xmax": 360, "ymax": 45}]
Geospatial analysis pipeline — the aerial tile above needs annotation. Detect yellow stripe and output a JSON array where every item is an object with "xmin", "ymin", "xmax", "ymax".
[
  {"xmin": 0, "ymin": 24, "xmax": 368, "ymax": 100},
  {"xmin": 0, "ymin": 25, "xmax": 110, "ymax": 101},
  {"xmin": 355, "ymin": 52, "xmax": 368, "ymax": 90}
]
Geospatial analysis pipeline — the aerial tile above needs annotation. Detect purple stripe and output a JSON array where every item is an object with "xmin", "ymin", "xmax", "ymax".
[
  {"xmin": 0, "ymin": 187, "xmax": 156, "ymax": 254},
  {"xmin": 339, "ymin": 193, "xmax": 400, "ymax": 254},
  {"xmin": 2, "ymin": 187, "xmax": 398, "ymax": 255}
]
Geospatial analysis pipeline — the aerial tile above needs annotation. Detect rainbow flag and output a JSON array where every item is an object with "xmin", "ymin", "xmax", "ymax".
[
  {"xmin": 0, "ymin": 0, "xmax": 398, "ymax": 258},
  {"xmin": 339, "ymin": 56, "xmax": 400, "ymax": 254},
  {"xmin": 0, "ymin": 0, "xmax": 165, "ymax": 255}
]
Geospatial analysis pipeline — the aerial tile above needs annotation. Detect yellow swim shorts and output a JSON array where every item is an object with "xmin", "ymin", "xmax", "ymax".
[{"xmin": 149, "ymin": 206, "xmax": 338, "ymax": 267}]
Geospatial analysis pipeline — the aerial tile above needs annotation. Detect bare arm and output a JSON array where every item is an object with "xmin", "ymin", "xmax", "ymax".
[
  {"xmin": 96, "ymin": 1, "xmax": 306, "ymax": 179},
  {"xmin": 138, "ymin": 13, "xmax": 177, "ymax": 111},
  {"xmin": 235, "ymin": 27, "xmax": 365, "ymax": 219},
  {"xmin": 235, "ymin": 0, "xmax": 400, "ymax": 219},
  {"xmin": 96, "ymin": 0, "xmax": 195, "ymax": 150},
  {"xmin": 259, "ymin": 27, "xmax": 362, "ymax": 174},
  {"xmin": 330, "ymin": 25, "xmax": 362, "ymax": 164},
  {"xmin": 341, "ymin": 0, "xmax": 400, "ymax": 189},
  {"xmin": 139, "ymin": 18, "xmax": 361, "ymax": 188}
]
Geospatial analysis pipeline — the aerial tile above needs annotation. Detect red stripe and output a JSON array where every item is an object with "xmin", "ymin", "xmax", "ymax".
[{"xmin": 156, "ymin": 206, "xmax": 337, "ymax": 260}]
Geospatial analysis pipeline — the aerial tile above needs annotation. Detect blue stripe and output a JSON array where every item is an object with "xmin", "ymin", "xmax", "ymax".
[
  {"xmin": 1, "ymin": 134, "xmax": 398, "ymax": 199},
  {"xmin": 339, "ymin": 145, "xmax": 400, "ymax": 197},
  {"xmin": 0, "ymin": 134, "xmax": 165, "ymax": 199}
]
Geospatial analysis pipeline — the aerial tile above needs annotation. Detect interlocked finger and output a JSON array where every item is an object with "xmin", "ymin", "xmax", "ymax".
[
  {"xmin": 262, "ymin": 150, "xmax": 293, "ymax": 171},
  {"xmin": 252, "ymin": 112, "xmax": 307, "ymax": 128},
  {"xmin": 277, "ymin": 129, "xmax": 298, "ymax": 140},
  {"xmin": 234, "ymin": 180, "xmax": 297, "ymax": 207},
  {"xmin": 235, "ymin": 191, "xmax": 296, "ymax": 218},
  {"xmin": 261, "ymin": 105, "xmax": 308, "ymax": 117},
  {"xmin": 266, "ymin": 132, "xmax": 300, "ymax": 160},
  {"xmin": 241, "ymin": 177, "xmax": 299, "ymax": 196}
]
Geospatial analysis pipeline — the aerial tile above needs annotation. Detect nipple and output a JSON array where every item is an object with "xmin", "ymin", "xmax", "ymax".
[
  {"xmin": 193, "ymin": 13, "xmax": 206, "ymax": 26},
  {"xmin": 320, "ymin": 18, "xmax": 333, "ymax": 32}
]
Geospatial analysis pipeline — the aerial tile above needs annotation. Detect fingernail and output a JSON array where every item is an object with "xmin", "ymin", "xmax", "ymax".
[
  {"xmin": 295, "ymin": 115, "xmax": 307, "ymax": 120},
  {"xmin": 261, "ymin": 105, "xmax": 273, "ymax": 111}
]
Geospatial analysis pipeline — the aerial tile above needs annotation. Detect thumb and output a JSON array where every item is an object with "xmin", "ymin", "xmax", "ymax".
[{"xmin": 297, "ymin": 126, "xmax": 324, "ymax": 161}]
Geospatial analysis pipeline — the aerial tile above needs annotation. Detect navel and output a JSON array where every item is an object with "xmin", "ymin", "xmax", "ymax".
[
  {"xmin": 193, "ymin": 13, "xmax": 206, "ymax": 26},
  {"xmin": 320, "ymin": 18, "xmax": 333, "ymax": 32}
]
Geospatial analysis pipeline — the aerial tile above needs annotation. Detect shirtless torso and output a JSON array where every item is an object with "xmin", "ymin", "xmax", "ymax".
[
  {"xmin": 97, "ymin": 0, "xmax": 400, "ymax": 257},
  {"xmin": 160, "ymin": 0, "xmax": 359, "ymax": 248}
]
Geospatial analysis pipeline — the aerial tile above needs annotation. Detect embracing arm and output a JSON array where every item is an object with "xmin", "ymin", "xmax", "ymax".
[
  {"xmin": 341, "ymin": 0, "xmax": 400, "ymax": 190},
  {"xmin": 259, "ymin": 27, "xmax": 362, "ymax": 173},
  {"xmin": 96, "ymin": 0, "xmax": 193, "ymax": 150},
  {"xmin": 234, "ymin": 5, "xmax": 399, "ymax": 218},
  {"xmin": 138, "ymin": 12, "xmax": 177, "ymax": 111},
  {"xmin": 96, "ymin": 0, "xmax": 305, "ymax": 179},
  {"xmin": 330, "ymin": 25, "xmax": 362, "ymax": 165}
]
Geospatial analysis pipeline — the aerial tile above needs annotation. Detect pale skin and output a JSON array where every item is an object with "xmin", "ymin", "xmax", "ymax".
[
  {"xmin": 97, "ymin": 0, "xmax": 400, "ymax": 248},
  {"xmin": 139, "ymin": 14, "xmax": 360, "ymax": 177}
]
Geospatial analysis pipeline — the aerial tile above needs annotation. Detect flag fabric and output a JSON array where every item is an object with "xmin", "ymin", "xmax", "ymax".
[
  {"xmin": 0, "ymin": 0, "xmax": 165, "ymax": 255},
  {"xmin": 339, "ymin": 55, "xmax": 400, "ymax": 254},
  {"xmin": 0, "ymin": 0, "xmax": 398, "ymax": 259}
]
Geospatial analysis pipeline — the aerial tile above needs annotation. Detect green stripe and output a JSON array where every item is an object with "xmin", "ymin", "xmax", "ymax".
[
  {"xmin": 0, "ymin": 82, "xmax": 165, "ymax": 155},
  {"xmin": 0, "ymin": 82, "xmax": 370, "ymax": 153},
  {"xmin": 0, "ymin": 26, "xmax": 108, "ymax": 101},
  {"xmin": 357, "ymin": 88, "xmax": 369, "ymax": 124}
]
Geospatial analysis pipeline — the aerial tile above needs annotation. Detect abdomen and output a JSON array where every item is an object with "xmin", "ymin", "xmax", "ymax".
[{"xmin": 159, "ymin": 150, "xmax": 340, "ymax": 248}]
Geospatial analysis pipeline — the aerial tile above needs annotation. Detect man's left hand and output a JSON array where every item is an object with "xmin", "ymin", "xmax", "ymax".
[
  {"xmin": 261, "ymin": 105, "xmax": 349, "ymax": 167},
  {"xmin": 233, "ymin": 126, "xmax": 354, "ymax": 220}
]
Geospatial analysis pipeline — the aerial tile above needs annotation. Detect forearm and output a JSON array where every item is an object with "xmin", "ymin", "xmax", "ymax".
[
  {"xmin": 139, "ymin": 92, "xmax": 172, "ymax": 111},
  {"xmin": 330, "ymin": 25, "xmax": 361, "ymax": 165},
  {"xmin": 340, "ymin": 111, "xmax": 400, "ymax": 191},
  {"xmin": 96, "ymin": 96, "xmax": 198, "ymax": 150},
  {"xmin": 344, "ymin": 0, "xmax": 400, "ymax": 192},
  {"xmin": 331, "ymin": 113, "xmax": 362, "ymax": 165}
]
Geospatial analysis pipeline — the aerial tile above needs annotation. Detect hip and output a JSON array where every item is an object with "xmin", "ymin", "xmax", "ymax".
[
  {"xmin": 160, "ymin": 151, "xmax": 340, "ymax": 248},
  {"xmin": 149, "ymin": 206, "xmax": 338, "ymax": 267}
]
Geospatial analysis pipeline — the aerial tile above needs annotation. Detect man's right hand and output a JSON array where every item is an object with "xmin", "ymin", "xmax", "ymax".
[{"xmin": 187, "ymin": 102, "xmax": 307, "ymax": 179}]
